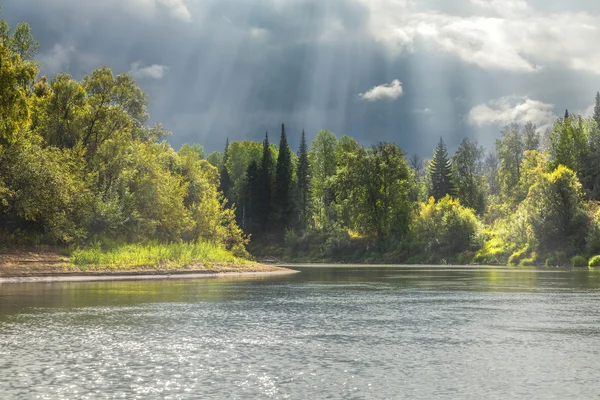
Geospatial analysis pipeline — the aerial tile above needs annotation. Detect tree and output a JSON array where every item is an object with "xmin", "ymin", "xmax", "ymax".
[
  {"xmin": 257, "ymin": 132, "xmax": 274, "ymax": 232},
  {"xmin": 412, "ymin": 196, "xmax": 480, "ymax": 258},
  {"xmin": 274, "ymin": 124, "xmax": 294, "ymax": 229},
  {"xmin": 594, "ymin": 92, "xmax": 600, "ymax": 128},
  {"xmin": 296, "ymin": 129, "xmax": 310, "ymax": 231},
  {"xmin": 496, "ymin": 123, "xmax": 525, "ymax": 202},
  {"xmin": 452, "ymin": 138, "xmax": 485, "ymax": 213},
  {"xmin": 428, "ymin": 137, "xmax": 454, "ymax": 200},
  {"xmin": 548, "ymin": 115, "xmax": 592, "ymax": 192},
  {"xmin": 484, "ymin": 150, "xmax": 500, "ymax": 197},
  {"xmin": 219, "ymin": 138, "xmax": 232, "ymax": 205},
  {"xmin": 335, "ymin": 143, "xmax": 414, "ymax": 240},
  {"xmin": 523, "ymin": 121, "xmax": 540, "ymax": 151},
  {"xmin": 523, "ymin": 165, "xmax": 588, "ymax": 253},
  {"xmin": 309, "ymin": 130, "xmax": 337, "ymax": 230},
  {"xmin": 0, "ymin": 18, "xmax": 38, "ymax": 144},
  {"xmin": 243, "ymin": 160, "xmax": 260, "ymax": 233}
]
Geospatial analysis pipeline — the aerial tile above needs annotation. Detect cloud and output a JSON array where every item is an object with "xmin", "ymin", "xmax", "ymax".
[
  {"xmin": 467, "ymin": 95, "xmax": 558, "ymax": 131},
  {"xmin": 157, "ymin": 0, "xmax": 191, "ymax": 22},
  {"xmin": 414, "ymin": 108, "xmax": 433, "ymax": 115},
  {"xmin": 357, "ymin": 0, "xmax": 600, "ymax": 74},
  {"xmin": 128, "ymin": 62, "xmax": 169, "ymax": 79},
  {"xmin": 358, "ymin": 79, "xmax": 404, "ymax": 102},
  {"xmin": 470, "ymin": 0, "xmax": 530, "ymax": 16},
  {"xmin": 38, "ymin": 44, "xmax": 76, "ymax": 74}
]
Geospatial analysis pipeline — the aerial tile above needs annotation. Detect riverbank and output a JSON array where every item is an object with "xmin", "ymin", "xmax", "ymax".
[{"xmin": 0, "ymin": 248, "xmax": 295, "ymax": 282}]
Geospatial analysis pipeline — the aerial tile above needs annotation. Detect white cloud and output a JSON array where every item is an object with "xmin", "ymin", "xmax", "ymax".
[
  {"xmin": 128, "ymin": 62, "xmax": 169, "ymax": 79},
  {"xmin": 415, "ymin": 108, "xmax": 433, "ymax": 115},
  {"xmin": 356, "ymin": 0, "xmax": 600, "ymax": 74},
  {"xmin": 470, "ymin": 0, "xmax": 530, "ymax": 16},
  {"xmin": 157, "ymin": 0, "xmax": 191, "ymax": 22},
  {"xmin": 38, "ymin": 44, "xmax": 76, "ymax": 73},
  {"xmin": 468, "ymin": 95, "xmax": 558, "ymax": 131},
  {"xmin": 358, "ymin": 79, "xmax": 404, "ymax": 102}
]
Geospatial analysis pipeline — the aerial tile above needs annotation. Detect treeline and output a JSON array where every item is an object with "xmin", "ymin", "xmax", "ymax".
[
  {"xmin": 0, "ymin": 15, "xmax": 248, "ymax": 256},
  {"xmin": 5, "ymin": 13, "xmax": 600, "ymax": 267},
  {"xmin": 211, "ymin": 105, "xmax": 600, "ymax": 266}
]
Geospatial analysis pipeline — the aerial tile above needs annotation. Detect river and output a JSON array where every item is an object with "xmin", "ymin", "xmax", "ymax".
[{"xmin": 1, "ymin": 265, "xmax": 600, "ymax": 399}]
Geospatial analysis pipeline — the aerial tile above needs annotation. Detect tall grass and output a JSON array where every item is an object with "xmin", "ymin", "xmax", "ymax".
[{"xmin": 70, "ymin": 242, "xmax": 252, "ymax": 270}]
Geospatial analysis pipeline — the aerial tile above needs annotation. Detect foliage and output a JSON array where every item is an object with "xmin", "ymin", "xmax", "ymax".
[
  {"xmin": 589, "ymin": 255, "xmax": 600, "ymax": 267},
  {"xmin": 571, "ymin": 255, "xmax": 588, "ymax": 267},
  {"xmin": 70, "ymin": 242, "xmax": 250, "ymax": 270},
  {"xmin": 428, "ymin": 137, "xmax": 454, "ymax": 200},
  {"xmin": 412, "ymin": 196, "xmax": 480, "ymax": 258},
  {"xmin": 452, "ymin": 138, "xmax": 485, "ymax": 213},
  {"xmin": 274, "ymin": 124, "xmax": 293, "ymax": 228}
]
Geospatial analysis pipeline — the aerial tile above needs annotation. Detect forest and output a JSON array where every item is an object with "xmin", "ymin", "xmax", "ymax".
[{"xmin": 3, "ymin": 14, "xmax": 600, "ymax": 267}]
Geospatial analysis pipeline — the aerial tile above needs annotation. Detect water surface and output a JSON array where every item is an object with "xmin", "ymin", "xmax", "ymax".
[{"xmin": 2, "ymin": 265, "xmax": 600, "ymax": 399}]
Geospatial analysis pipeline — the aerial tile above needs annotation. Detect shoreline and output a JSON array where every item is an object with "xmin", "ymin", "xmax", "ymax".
[{"xmin": 0, "ymin": 268, "xmax": 299, "ymax": 283}]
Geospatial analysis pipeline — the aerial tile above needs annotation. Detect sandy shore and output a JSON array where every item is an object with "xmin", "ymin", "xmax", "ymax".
[
  {"xmin": 0, "ymin": 269, "xmax": 298, "ymax": 283},
  {"xmin": 0, "ymin": 249, "xmax": 297, "ymax": 283}
]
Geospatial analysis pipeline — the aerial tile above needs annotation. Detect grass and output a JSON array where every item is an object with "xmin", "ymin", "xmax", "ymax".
[{"xmin": 70, "ymin": 242, "xmax": 253, "ymax": 271}]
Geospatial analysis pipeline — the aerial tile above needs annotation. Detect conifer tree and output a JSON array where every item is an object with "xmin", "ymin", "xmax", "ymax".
[
  {"xmin": 220, "ymin": 138, "xmax": 232, "ymax": 206},
  {"xmin": 428, "ymin": 137, "xmax": 454, "ymax": 200},
  {"xmin": 274, "ymin": 123, "xmax": 293, "ymax": 229},
  {"xmin": 257, "ymin": 132, "xmax": 273, "ymax": 232},
  {"xmin": 296, "ymin": 129, "xmax": 310, "ymax": 230}
]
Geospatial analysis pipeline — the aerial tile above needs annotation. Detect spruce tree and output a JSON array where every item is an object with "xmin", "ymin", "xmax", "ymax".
[
  {"xmin": 296, "ymin": 129, "xmax": 310, "ymax": 230},
  {"xmin": 428, "ymin": 137, "xmax": 454, "ymax": 200},
  {"xmin": 257, "ymin": 132, "xmax": 273, "ymax": 232},
  {"xmin": 274, "ymin": 123, "xmax": 293, "ymax": 229},
  {"xmin": 220, "ymin": 138, "xmax": 232, "ymax": 206}
]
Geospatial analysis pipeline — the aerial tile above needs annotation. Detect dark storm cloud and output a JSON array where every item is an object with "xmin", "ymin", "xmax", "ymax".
[{"xmin": 3, "ymin": 0, "xmax": 600, "ymax": 157}]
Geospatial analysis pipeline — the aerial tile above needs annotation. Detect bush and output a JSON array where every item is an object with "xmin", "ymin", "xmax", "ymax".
[
  {"xmin": 520, "ymin": 252, "xmax": 537, "ymax": 266},
  {"xmin": 473, "ymin": 237, "xmax": 506, "ymax": 265},
  {"xmin": 589, "ymin": 255, "xmax": 600, "ymax": 267},
  {"xmin": 412, "ymin": 196, "xmax": 481, "ymax": 258},
  {"xmin": 508, "ymin": 247, "xmax": 528, "ymax": 266},
  {"xmin": 571, "ymin": 255, "xmax": 588, "ymax": 267},
  {"xmin": 545, "ymin": 256, "xmax": 558, "ymax": 267}
]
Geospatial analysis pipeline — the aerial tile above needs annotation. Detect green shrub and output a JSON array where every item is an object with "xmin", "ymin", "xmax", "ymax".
[
  {"xmin": 508, "ymin": 248, "xmax": 528, "ymax": 266},
  {"xmin": 589, "ymin": 255, "xmax": 600, "ymax": 267},
  {"xmin": 70, "ymin": 241, "xmax": 249, "ymax": 270},
  {"xmin": 412, "ymin": 196, "xmax": 482, "ymax": 258},
  {"xmin": 545, "ymin": 256, "xmax": 558, "ymax": 267},
  {"xmin": 520, "ymin": 252, "xmax": 537, "ymax": 266},
  {"xmin": 571, "ymin": 255, "xmax": 588, "ymax": 267},
  {"xmin": 456, "ymin": 251, "xmax": 475, "ymax": 265},
  {"xmin": 473, "ymin": 237, "xmax": 506, "ymax": 265}
]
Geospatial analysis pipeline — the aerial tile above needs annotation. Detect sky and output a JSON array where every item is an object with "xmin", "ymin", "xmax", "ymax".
[{"xmin": 3, "ymin": 0, "xmax": 600, "ymax": 157}]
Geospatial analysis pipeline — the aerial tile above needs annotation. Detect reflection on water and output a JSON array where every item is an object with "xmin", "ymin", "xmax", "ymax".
[{"xmin": 1, "ymin": 266, "xmax": 600, "ymax": 399}]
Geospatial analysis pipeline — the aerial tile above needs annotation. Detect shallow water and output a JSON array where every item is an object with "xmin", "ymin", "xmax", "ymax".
[{"xmin": 2, "ymin": 265, "xmax": 600, "ymax": 399}]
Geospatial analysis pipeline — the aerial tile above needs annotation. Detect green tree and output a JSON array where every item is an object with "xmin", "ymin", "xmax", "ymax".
[
  {"xmin": 274, "ymin": 124, "xmax": 293, "ymax": 229},
  {"xmin": 412, "ymin": 196, "xmax": 480, "ymax": 258},
  {"xmin": 452, "ymin": 138, "xmax": 485, "ymax": 213},
  {"xmin": 428, "ymin": 137, "xmax": 454, "ymax": 200},
  {"xmin": 296, "ymin": 129, "xmax": 310, "ymax": 231},
  {"xmin": 523, "ymin": 121, "xmax": 540, "ymax": 151},
  {"xmin": 496, "ymin": 123, "xmax": 525, "ymax": 202},
  {"xmin": 219, "ymin": 139, "xmax": 232, "ymax": 205},
  {"xmin": 309, "ymin": 130, "xmax": 338, "ymax": 230},
  {"xmin": 257, "ymin": 132, "xmax": 274, "ymax": 232},
  {"xmin": 523, "ymin": 165, "xmax": 588, "ymax": 254},
  {"xmin": 336, "ymin": 143, "xmax": 414, "ymax": 240}
]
